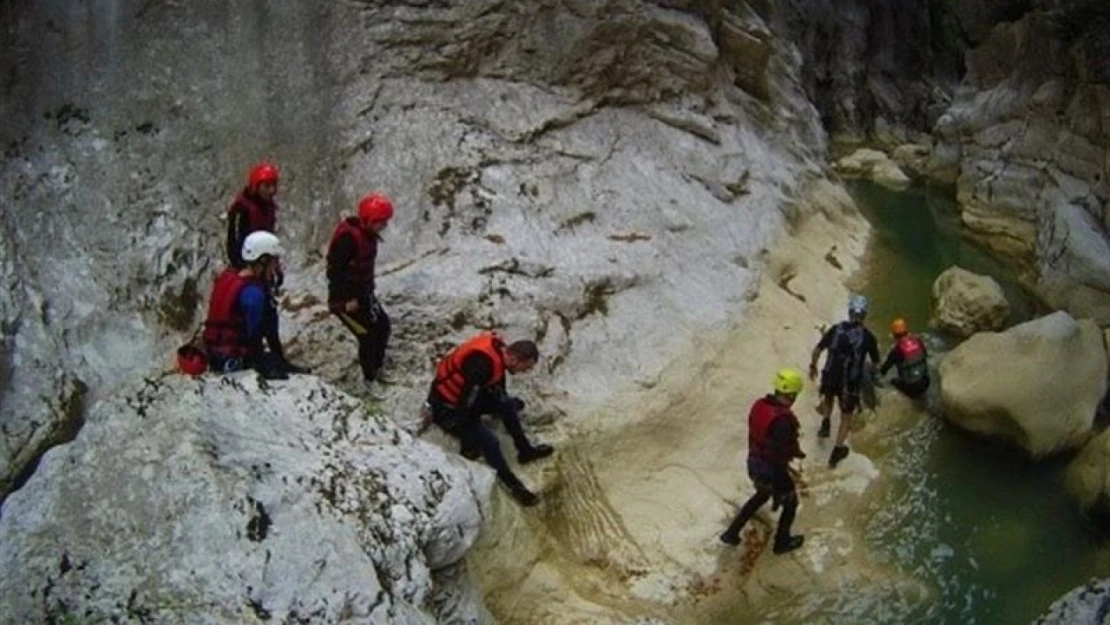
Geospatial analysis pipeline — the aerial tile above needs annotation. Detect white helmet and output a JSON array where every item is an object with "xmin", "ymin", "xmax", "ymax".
[{"xmin": 241, "ymin": 231, "xmax": 283, "ymax": 262}]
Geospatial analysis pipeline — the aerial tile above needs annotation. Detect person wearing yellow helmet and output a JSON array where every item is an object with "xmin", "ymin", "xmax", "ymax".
[
  {"xmin": 719, "ymin": 368, "xmax": 807, "ymax": 555},
  {"xmin": 879, "ymin": 317, "xmax": 930, "ymax": 398}
]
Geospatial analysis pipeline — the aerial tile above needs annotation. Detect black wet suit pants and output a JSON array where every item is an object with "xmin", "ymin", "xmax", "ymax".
[
  {"xmin": 333, "ymin": 303, "xmax": 391, "ymax": 382},
  {"xmin": 723, "ymin": 460, "xmax": 798, "ymax": 543},
  {"xmin": 430, "ymin": 393, "xmax": 533, "ymax": 490}
]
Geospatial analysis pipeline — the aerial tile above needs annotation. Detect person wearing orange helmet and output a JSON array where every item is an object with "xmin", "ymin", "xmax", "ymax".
[
  {"xmin": 327, "ymin": 193, "xmax": 395, "ymax": 390},
  {"xmin": 223, "ymin": 162, "xmax": 309, "ymax": 375},
  {"xmin": 879, "ymin": 317, "xmax": 930, "ymax": 399}
]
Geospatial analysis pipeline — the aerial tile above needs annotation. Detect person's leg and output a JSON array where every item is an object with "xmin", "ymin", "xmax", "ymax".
[
  {"xmin": 829, "ymin": 388, "xmax": 858, "ymax": 468},
  {"xmin": 367, "ymin": 305, "xmax": 392, "ymax": 382},
  {"xmin": 720, "ymin": 488, "xmax": 772, "ymax": 545},
  {"xmin": 263, "ymin": 299, "xmax": 310, "ymax": 374},
  {"xmin": 817, "ymin": 370, "xmax": 840, "ymax": 438},
  {"xmin": 464, "ymin": 420, "xmax": 539, "ymax": 506},
  {"xmin": 492, "ymin": 394, "xmax": 554, "ymax": 463},
  {"xmin": 333, "ymin": 309, "xmax": 377, "ymax": 382}
]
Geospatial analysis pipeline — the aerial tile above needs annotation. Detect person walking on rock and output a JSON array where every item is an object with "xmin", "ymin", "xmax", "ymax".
[
  {"xmin": 203, "ymin": 232, "xmax": 297, "ymax": 380},
  {"xmin": 327, "ymin": 193, "xmax": 394, "ymax": 390},
  {"xmin": 719, "ymin": 368, "xmax": 807, "ymax": 555},
  {"xmin": 426, "ymin": 332, "xmax": 554, "ymax": 507},
  {"xmin": 880, "ymin": 317, "xmax": 930, "ymax": 399},
  {"xmin": 808, "ymin": 294, "xmax": 880, "ymax": 468}
]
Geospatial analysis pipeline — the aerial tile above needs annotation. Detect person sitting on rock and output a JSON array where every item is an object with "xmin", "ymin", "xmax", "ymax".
[
  {"xmin": 720, "ymin": 368, "xmax": 807, "ymax": 555},
  {"xmin": 808, "ymin": 294, "xmax": 880, "ymax": 469},
  {"xmin": 426, "ymin": 332, "xmax": 554, "ymax": 507},
  {"xmin": 203, "ymin": 232, "xmax": 304, "ymax": 380},
  {"xmin": 879, "ymin": 317, "xmax": 930, "ymax": 399},
  {"xmin": 224, "ymin": 162, "xmax": 308, "ymax": 375}
]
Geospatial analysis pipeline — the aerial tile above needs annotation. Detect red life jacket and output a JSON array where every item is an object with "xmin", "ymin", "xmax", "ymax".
[
  {"xmin": 328, "ymin": 218, "xmax": 378, "ymax": 297},
  {"xmin": 201, "ymin": 269, "xmax": 259, "ymax": 358},
  {"xmin": 748, "ymin": 395, "xmax": 801, "ymax": 464},
  {"xmin": 895, "ymin": 334, "xmax": 928, "ymax": 382},
  {"xmin": 230, "ymin": 190, "xmax": 277, "ymax": 234},
  {"xmin": 433, "ymin": 332, "xmax": 506, "ymax": 407}
]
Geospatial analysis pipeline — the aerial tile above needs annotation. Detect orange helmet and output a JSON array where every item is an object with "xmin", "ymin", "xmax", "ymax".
[
  {"xmin": 248, "ymin": 162, "xmax": 279, "ymax": 191},
  {"xmin": 890, "ymin": 318, "xmax": 908, "ymax": 335},
  {"xmin": 176, "ymin": 345, "xmax": 208, "ymax": 376},
  {"xmin": 358, "ymin": 193, "xmax": 394, "ymax": 222}
]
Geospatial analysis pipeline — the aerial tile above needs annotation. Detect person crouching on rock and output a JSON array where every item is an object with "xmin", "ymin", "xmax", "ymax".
[
  {"xmin": 879, "ymin": 317, "xmax": 930, "ymax": 399},
  {"xmin": 202, "ymin": 232, "xmax": 297, "ymax": 380},
  {"xmin": 719, "ymin": 368, "xmax": 806, "ymax": 555},
  {"xmin": 426, "ymin": 332, "xmax": 554, "ymax": 507}
]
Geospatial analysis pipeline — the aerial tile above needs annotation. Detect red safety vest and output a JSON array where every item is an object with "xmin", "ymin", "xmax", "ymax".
[
  {"xmin": 328, "ymin": 218, "xmax": 378, "ymax": 295},
  {"xmin": 433, "ymin": 333, "xmax": 506, "ymax": 407},
  {"xmin": 230, "ymin": 191, "xmax": 277, "ymax": 234},
  {"xmin": 748, "ymin": 395, "xmax": 801, "ymax": 464},
  {"xmin": 895, "ymin": 334, "xmax": 928, "ymax": 382},
  {"xmin": 202, "ymin": 269, "xmax": 259, "ymax": 358}
]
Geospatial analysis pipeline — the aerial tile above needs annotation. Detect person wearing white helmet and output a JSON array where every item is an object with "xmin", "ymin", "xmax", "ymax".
[
  {"xmin": 202, "ymin": 231, "xmax": 304, "ymax": 379},
  {"xmin": 807, "ymin": 293, "xmax": 880, "ymax": 468}
]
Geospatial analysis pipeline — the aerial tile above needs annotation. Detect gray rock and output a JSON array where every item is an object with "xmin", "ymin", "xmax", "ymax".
[
  {"xmin": 1032, "ymin": 578, "xmax": 1110, "ymax": 625},
  {"xmin": 931, "ymin": 266, "xmax": 1011, "ymax": 337},
  {"xmin": 0, "ymin": 374, "xmax": 494, "ymax": 624}
]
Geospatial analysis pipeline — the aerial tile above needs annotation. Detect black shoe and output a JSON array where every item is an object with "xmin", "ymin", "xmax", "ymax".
[
  {"xmin": 719, "ymin": 531, "xmax": 741, "ymax": 546},
  {"xmin": 773, "ymin": 535, "xmax": 805, "ymax": 554},
  {"xmin": 506, "ymin": 483, "xmax": 540, "ymax": 507},
  {"xmin": 817, "ymin": 418, "xmax": 831, "ymax": 438},
  {"xmin": 518, "ymin": 444, "xmax": 554, "ymax": 464},
  {"xmin": 828, "ymin": 445, "xmax": 850, "ymax": 468},
  {"xmin": 283, "ymin": 362, "xmax": 312, "ymax": 375},
  {"xmin": 460, "ymin": 443, "xmax": 481, "ymax": 461}
]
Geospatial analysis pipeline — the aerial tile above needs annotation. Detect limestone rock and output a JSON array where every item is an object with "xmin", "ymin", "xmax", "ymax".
[
  {"xmin": 0, "ymin": 374, "xmax": 494, "ymax": 624},
  {"xmin": 939, "ymin": 311, "xmax": 1107, "ymax": 458},
  {"xmin": 890, "ymin": 142, "xmax": 931, "ymax": 180},
  {"xmin": 1032, "ymin": 579, "xmax": 1110, "ymax": 625},
  {"xmin": 1066, "ymin": 427, "xmax": 1110, "ymax": 534},
  {"xmin": 930, "ymin": 266, "xmax": 1011, "ymax": 337},
  {"xmin": 930, "ymin": 6, "xmax": 1110, "ymax": 321},
  {"xmin": 834, "ymin": 148, "xmax": 911, "ymax": 189}
]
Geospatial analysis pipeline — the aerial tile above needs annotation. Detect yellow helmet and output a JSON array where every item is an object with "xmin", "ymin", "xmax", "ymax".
[{"xmin": 773, "ymin": 368, "xmax": 804, "ymax": 395}]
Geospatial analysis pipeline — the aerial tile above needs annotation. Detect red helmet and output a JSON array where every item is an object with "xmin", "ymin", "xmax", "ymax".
[
  {"xmin": 248, "ymin": 162, "xmax": 279, "ymax": 191},
  {"xmin": 358, "ymin": 193, "xmax": 394, "ymax": 222},
  {"xmin": 177, "ymin": 345, "xmax": 208, "ymax": 376}
]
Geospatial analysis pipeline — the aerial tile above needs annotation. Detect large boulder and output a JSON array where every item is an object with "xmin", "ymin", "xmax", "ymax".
[
  {"xmin": 1066, "ymin": 428, "xmax": 1110, "ymax": 534},
  {"xmin": 939, "ymin": 311, "xmax": 1107, "ymax": 458},
  {"xmin": 834, "ymin": 148, "xmax": 911, "ymax": 189},
  {"xmin": 1033, "ymin": 579, "xmax": 1110, "ymax": 625},
  {"xmin": 930, "ymin": 266, "xmax": 1011, "ymax": 337},
  {"xmin": 0, "ymin": 374, "xmax": 494, "ymax": 624}
]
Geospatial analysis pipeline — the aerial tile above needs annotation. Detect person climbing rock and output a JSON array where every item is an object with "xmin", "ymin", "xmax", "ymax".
[
  {"xmin": 808, "ymin": 294, "xmax": 880, "ymax": 469},
  {"xmin": 203, "ymin": 232, "xmax": 301, "ymax": 380},
  {"xmin": 426, "ymin": 332, "xmax": 554, "ymax": 507},
  {"xmin": 224, "ymin": 162, "xmax": 309, "ymax": 375},
  {"xmin": 719, "ymin": 368, "xmax": 807, "ymax": 555},
  {"xmin": 880, "ymin": 317, "xmax": 930, "ymax": 399},
  {"xmin": 327, "ymin": 193, "xmax": 394, "ymax": 391}
]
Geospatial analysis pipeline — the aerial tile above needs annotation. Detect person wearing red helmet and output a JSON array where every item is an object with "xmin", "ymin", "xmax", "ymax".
[
  {"xmin": 227, "ymin": 162, "xmax": 280, "ymax": 269},
  {"xmin": 223, "ymin": 161, "xmax": 309, "ymax": 375},
  {"xmin": 327, "ymin": 192, "xmax": 394, "ymax": 390}
]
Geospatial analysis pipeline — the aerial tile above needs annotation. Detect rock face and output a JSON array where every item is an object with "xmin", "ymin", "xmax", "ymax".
[
  {"xmin": 834, "ymin": 148, "xmax": 912, "ymax": 189},
  {"xmin": 929, "ymin": 2, "xmax": 1110, "ymax": 322},
  {"xmin": 0, "ymin": 0, "xmax": 842, "ymax": 497},
  {"xmin": 0, "ymin": 374, "xmax": 494, "ymax": 624},
  {"xmin": 1032, "ymin": 579, "xmax": 1110, "ymax": 625},
  {"xmin": 939, "ymin": 311, "xmax": 1107, "ymax": 458},
  {"xmin": 931, "ymin": 266, "xmax": 1011, "ymax": 337},
  {"xmin": 1066, "ymin": 428, "xmax": 1110, "ymax": 533}
]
